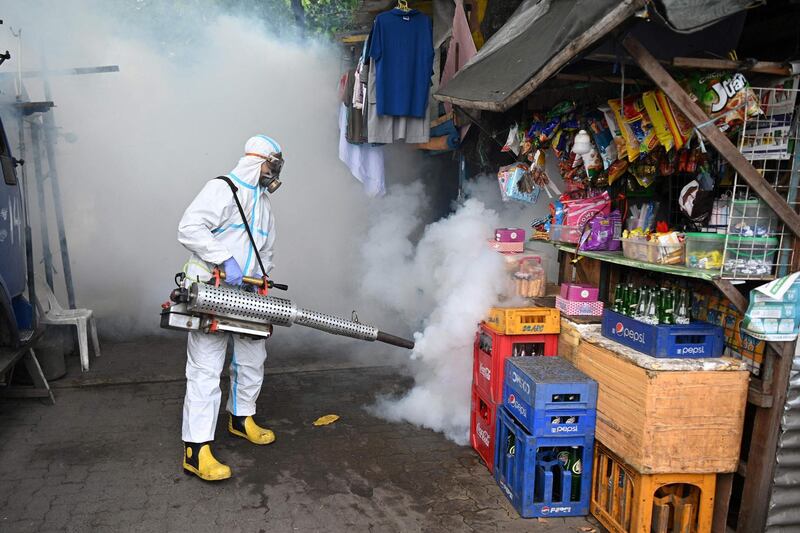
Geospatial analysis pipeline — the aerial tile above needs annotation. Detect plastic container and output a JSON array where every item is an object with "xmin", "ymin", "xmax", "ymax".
[
  {"xmin": 486, "ymin": 307, "xmax": 561, "ymax": 335},
  {"xmin": 622, "ymin": 238, "xmax": 684, "ymax": 265},
  {"xmin": 494, "ymin": 408, "xmax": 594, "ymax": 518},
  {"xmin": 503, "ymin": 357, "xmax": 598, "ymax": 438},
  {"xmin": 685, "ymin": 232, "xmax": 726, "ymax": 270},
  {"xmin": 730, "ymin": 199, "xmax": 778, "ymax": 237},
  {"xmin": 723, "ymin": 235, "xmax": 779, "ymax": 278},
  {"xmin": 474, "ymin": 323, "xmax": 559, "ymax": 404},
  {"xmin": 514, "ymin": 257, "xmax": 546, "ymax": 298},
  {"xmin": 601, "ymin": 310, "xmax": 724, "ymax": 359},
  {"xmin": 549, "ymin": 224, "xmax": 581, "ymax": 244},
  {"xmin": 470, "ymin": 385, "xmax": 498, "ymax": 473}
]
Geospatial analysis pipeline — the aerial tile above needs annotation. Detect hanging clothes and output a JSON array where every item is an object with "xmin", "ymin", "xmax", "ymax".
[
  {"xmin": 440, "ymin": 0, "xmax": 477, "ymax": 140},
  {"xmin": 368, "ymin": 8, "xmax": 434, "ymax": 118},
  {"xmin": 338, "ymin": 104, "xmax": 386, "ymax": 197},
  {"xmin": 344, "ymin": 67, "xmax": 367, "ymax": 144},
  {"xmin": 366, "ymin": 60, "xmax": 430, "ymax": 144}
]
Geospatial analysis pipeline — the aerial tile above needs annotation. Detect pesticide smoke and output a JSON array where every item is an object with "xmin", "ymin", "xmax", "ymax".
[{"xmin": 3, "ymin": 1, "xmax": 560, "ymax": 445}]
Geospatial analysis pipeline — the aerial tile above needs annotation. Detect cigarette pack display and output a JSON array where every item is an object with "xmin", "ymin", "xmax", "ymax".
[
  {"xmin": 495, "ymin": 228, "xmax": 526, "ymax": 242},
  {"xmin": 559, "ymin": 284, "xmax": 599, "ymax": 302}
]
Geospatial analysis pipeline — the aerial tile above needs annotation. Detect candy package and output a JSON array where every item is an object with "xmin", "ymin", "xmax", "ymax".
[
  {"xmin": 642, "ymin": 91, "xmax": 675, "ymax": 151},
  {"xmin": 686, "ymin": 71, "xmax": 762, "ymax": 132},
  {"xmin": 586, "ymin": 111, "xmax": 618, "ymax": 168},
  {"xmin": 608, "ymin": 99, "xmax": 640, "ymax": 162},
  {"xmin": 622, "ymin": 95, "xmax": 659, "ymax": 155},
  {"xmin": 498, "ymin": 162, "xmax": 540, "ymax": 204}
]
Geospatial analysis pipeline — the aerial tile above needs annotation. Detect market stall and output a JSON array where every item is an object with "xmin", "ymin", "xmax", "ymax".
[{"xmin": 433, "ymin": 1, "xmax": 800, "ymax": 531}]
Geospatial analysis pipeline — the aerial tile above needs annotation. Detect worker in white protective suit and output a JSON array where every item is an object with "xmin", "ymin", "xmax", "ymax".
[{"xmin": 177, "ymin": 135, "xmax": 284, "ymax": 481}]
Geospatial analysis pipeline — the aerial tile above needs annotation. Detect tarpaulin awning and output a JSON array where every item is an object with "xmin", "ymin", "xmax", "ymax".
[{"xmin": 435, "ymin": 0, "xmax": 641, "ymax": 112}]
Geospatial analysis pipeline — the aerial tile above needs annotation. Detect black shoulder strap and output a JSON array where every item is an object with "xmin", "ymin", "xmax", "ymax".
[{"xmin": 214, "ymin": 176, "xmax": 267, "ymax": 278}]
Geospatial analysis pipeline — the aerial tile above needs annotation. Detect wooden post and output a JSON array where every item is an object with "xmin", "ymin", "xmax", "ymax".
[{"xmin": 622, "ymin": 35, "xmax": 800, "ymax": 239}]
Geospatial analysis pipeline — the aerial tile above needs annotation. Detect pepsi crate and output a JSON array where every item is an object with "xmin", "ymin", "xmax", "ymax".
[
  {"xmin": 494, "ymin": 407, "xmax": 593, "ymax": 518},
  {"xmin": 470, "ymin": 385, "xmax": 498, "ymax": 473},
  {"xmin": 601, "ymin": 309, "xmax": 724, "ymax": 359},
  {"xmin": 503, "ymin": 357, "xmax": 597, "ymax": 438},
  {"xmin": 474, "ymin": 323, "xmax": 559, "ymax": 404}
]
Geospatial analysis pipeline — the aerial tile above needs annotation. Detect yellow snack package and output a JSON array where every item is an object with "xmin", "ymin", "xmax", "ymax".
[
  {"xmin": 642, "ymin": 91, "xmax": 675, "ymax": 151},
  {"xmin": 608, "ymin": 98, "xmax": 640, "ymax": 162},
  {"xmin": 656, "ymin": 91, "xmax": 692, "ymax": 150}
]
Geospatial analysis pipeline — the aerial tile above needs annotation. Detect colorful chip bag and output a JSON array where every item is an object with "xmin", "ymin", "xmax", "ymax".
[
  {"xmin": 622, "ymin": 94, "xmax": 659, "ymax": 155},
  {"xmin": 586, "ymin": 111, "xmax": 618, "ymax": 168},
  {"xmin": 686, "ymin": 71, "xmax": 762, "ymax": 132},
  {"xmin": 642, "ymin": 90, "xmax": 675, "ymax": 151},
  {"xmin": 656, "ymin": 91, "xmax": 693, "ymax": 150},
  {"xmin": 608, "ymin": 99, "xmax": 640, "ymax": 162},
  {"xmin": 599, "ymin": 105, "xmax": 627, "ymax": 161}
]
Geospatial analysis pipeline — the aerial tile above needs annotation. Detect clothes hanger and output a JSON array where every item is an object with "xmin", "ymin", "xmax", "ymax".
[{"xmin": 396, "ymin": 0, "xmax": 411, "ymax": 12}]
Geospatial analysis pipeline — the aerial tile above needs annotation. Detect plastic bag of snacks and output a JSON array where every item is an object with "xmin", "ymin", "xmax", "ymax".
[
  {"xmin": 686, "ymin": 72, "xmax": 762, "ymax": 132},
  {"xmin": 599, "ymin": 105, "xmax": 628, "ymax": 161},
  {"xmin": 502, "ymin": 123, "xmax": 521, "ymax": 155},
  {"xmin": 562, "ymin": 191, "xmax": 611, "ymax": 227},
  {"xmin": 497, "ymin": 162, "xmax": 540, "ymax": 204},
  {"xmin": 622, "ymin": 94, "xmax": 660, "ymax": 156},
  {"xmin": 655, "ymin": 91, "xmax": 693, "ymax": 150},
  {"xmin": 642, "ymin": 91, "xmax": 675, "ymax": 151},
  {"xmin": 608, "ymin": 98, "xmax": 641, "ymax": 162},
  {"xmin": 586, "ymin": 111, "xmax": 618, "ymax": 168},
  {"xmin": 578, "ymin": 210, "xmax": 622, "ymax": 252}
]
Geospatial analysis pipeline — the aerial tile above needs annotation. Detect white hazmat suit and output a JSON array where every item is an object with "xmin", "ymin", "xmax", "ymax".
[{"xmin": 177, "ymin": 135, "xmax": 280, "ymax": 443}]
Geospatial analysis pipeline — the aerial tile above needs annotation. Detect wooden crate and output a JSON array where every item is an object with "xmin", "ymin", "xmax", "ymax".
[
  {"xmin": 571, "ymin": 341, "xmax": 748, "ymax": 474},
  {"xmin": 591, "ymin": 440, "xmax": 716, "ymax": 533},
  {"xmin": 558, "ymin": 318, "xmax": 582, "ymax": 361}
]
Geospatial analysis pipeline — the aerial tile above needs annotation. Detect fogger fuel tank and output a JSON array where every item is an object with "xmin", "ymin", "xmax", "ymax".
[{"xmin": 161, "ymin": 281, "xmax": 414, "ymax": 349}]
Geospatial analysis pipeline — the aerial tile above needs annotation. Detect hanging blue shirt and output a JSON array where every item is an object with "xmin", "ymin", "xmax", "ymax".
[{"xmin": 368, "ymin": 9, "xmax": 434, "ymax": 118}]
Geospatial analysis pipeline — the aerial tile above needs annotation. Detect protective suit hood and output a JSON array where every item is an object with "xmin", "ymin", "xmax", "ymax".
[{"xmin": 229, "ymin": 135, "xmax": 282, "ymax": 188}]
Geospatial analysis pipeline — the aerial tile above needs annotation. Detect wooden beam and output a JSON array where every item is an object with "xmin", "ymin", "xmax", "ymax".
[
  {"xmin": 712, "ymin": 473, "xmax": 734, "ymax": 533},
  {"xmin": 672, "ymin": 57, "xmax": 794, "ymax": 76},
  {"xmin": 737, "ymin": 340, "xmax": 795, "ymax": 532},
  {"xmin": 712, "ymin": 279, "xmax": 748, "ymax": 314},
  {"xmin": 0, "ymin": 65, "xmax": 119, "ymax": 79},
  {"xmin": 554, "ymin": 73, "xmax": 649, "ymax": 86},
  {"xmin": 623, "ymin": 35, "xmax": 800, "ymax": 239}
]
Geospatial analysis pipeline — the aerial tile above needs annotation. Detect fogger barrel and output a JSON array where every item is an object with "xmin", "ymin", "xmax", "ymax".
[{"xmin": 187, "ymin": 283, "xmax": 414, "ymax": 349}]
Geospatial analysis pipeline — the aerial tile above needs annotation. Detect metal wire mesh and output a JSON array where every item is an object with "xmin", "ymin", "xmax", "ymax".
[{"xmin": 721, "ymin": 81, "xmax": 800, "ymax": 281}]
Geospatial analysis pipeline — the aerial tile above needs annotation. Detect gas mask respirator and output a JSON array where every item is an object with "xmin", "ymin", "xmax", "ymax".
[{"xmin": 259, "ymin": 153, "xmax": 284, "ymax": 193}]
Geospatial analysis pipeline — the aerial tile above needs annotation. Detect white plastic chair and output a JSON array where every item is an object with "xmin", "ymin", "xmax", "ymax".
[{"xmin": 35, "ymin": 280, "xmax": 101, "ymax": 372}]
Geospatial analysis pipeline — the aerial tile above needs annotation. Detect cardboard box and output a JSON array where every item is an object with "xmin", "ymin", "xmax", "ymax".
[
  {"xmin": 494, "ymin": 228, "xmax": 525, "ymax": 242},
  {"xmin": 555, "ymin": 296, "xmax": 604, "ymax": 316},
  {"xmin": 559, "ymin": 283, "xmax": 599, "ymax": 302}
]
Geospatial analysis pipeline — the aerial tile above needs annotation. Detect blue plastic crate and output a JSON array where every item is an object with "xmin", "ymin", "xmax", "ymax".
[
  {"xmin": 503, "ymin": 357, "xmax": 597, "ymax": 437},
  {"xmin": 601, "ymin": 309, "xmax": 724, "ymax": 358},
  {"xmin": 494, "ymin": 407, "xmax": 593, "ymax": 518}
]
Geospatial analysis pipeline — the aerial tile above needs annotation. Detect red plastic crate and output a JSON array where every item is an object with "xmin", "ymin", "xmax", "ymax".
[
  {"xmin": 473, "ymin": 322, "xmax": 558, "ymax": 404},
  {"xmin": 470, "ymin": 384, "xmax": 498, "ymax": 473}
]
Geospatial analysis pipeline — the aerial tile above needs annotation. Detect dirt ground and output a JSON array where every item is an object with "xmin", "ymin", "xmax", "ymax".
[{"xmin": 0, "ymin": 335, "xmax": 601, "ymax": 532}]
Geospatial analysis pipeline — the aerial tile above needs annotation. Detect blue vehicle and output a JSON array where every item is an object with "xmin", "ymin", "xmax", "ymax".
[{"xmin": 0, "ymin": 115, "xmax": 28, "ymax": 348}]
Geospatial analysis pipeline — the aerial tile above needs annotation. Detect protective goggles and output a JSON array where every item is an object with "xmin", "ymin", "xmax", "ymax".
[{"xmin": 247, "ymin": 152, "xmax": 284, "ymax": 178}]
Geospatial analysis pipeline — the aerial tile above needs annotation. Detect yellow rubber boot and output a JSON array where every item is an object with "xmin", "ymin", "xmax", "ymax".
[
  {"xmin": 228, "ymin": 414, "xmax": 276, "ymax": 445},
  {"xmin": 183, "ymin": 443, "xmax": 232, "ymax": 481}
]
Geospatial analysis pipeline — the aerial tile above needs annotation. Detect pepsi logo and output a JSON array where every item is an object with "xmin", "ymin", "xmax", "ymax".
[
  {"xmin": 615, "ymin": 322, "xmax": 624, "ymax": 334},
  {"xmin": 508, "ymin": 394, "xmax": 516, "ymax": 404}
]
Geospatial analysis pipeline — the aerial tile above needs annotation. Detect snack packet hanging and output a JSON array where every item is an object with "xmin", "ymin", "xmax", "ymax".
[
  {"xmin": 562, "ymin": 191, "xmax": 611, "ymax": 227},
  {"xmin": 686, "ymin": 71, "xmax": 761, "ymax": 132},
  {"xmin": 599, "ymin": 105, "xmax": 627, "ymax": 161},
  {"xmin": 608, "ymin": 99, "xmax": 640, "ymax": 162},
  {"xmin": 642, "ymin": 91, "xmax": 675, "ymax": 151},
  {"xmin": 655, "ymin": 91, "xmax": 693, "ymax": 150},
  {"xmin": 499, "ymin": 162, "xmax": 540, "ymax": 204},
  {"xmin": 586, "ymin": 111, "xmax": 618, "ymax": 168},
  {"xmin": 621, "ymin": 95, "xmax": 659, "ymax": 155},
  {"xmin": 502, "ymin": 123, "xmax": 521, "ymax": 155}
]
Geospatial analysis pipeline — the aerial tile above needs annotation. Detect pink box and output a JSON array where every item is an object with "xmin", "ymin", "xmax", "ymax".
[
  {"xmin": 555, "ymin": 296, "xmax": 604, "ymax": 316},
  {"xmin": 494, "ymin": 228, "xmax": 525, "ymax": 242},
  {"xmin": 487, "ymin": 239, "xmax": 523, "ymax": 253},
  {"xmin": 559, "ymin": 283, "xmax": 599, "ymax": 302}
]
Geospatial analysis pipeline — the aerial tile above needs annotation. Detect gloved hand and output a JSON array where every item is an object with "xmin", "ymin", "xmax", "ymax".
[{"xmin": 222, "ymin": 257, "xmax": 243, "ymax": 286}]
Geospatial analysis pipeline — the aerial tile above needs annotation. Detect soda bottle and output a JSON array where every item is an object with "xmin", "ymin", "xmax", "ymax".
[
  {"xmin": 646, "ymin": 288, "xmax": 658, "ymax": 325},
  {"xmin": 613, "ymin": 284, "xmax": 624, "ymax": 313},
  {"xmin": 567, "ymin": 446, "xmax": 582, "ymax": 501},
  {"xmin": 676, "ymin": 289, "xmax": 690, "ymax": 325},
  {"xmin": 635, "ymin": 286, "xmax": 649, "ymax": 321},
  {"xmin": 627, "ymin": 286, "xmax": 640, "ymax": 317},
  {"xmin": 662, "ymin": 290, "xmax": 675, "ymax": 325}
]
